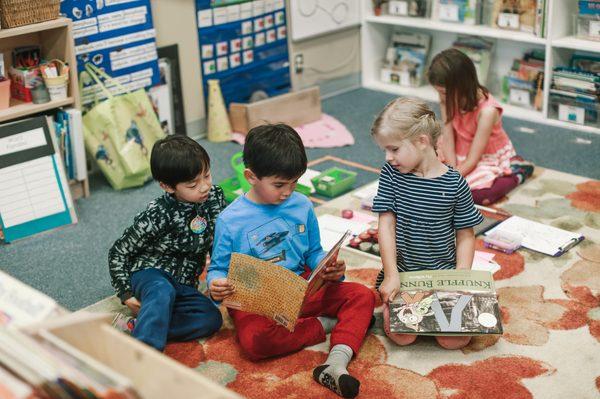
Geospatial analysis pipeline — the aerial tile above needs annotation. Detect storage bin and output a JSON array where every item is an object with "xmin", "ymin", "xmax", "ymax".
[
  {"xmin": 219, "ymin": 176, "xmax": 244, "ymax": 203},
  {"xmin": 25, "ymin": 313, "xmax": 240, "ymax": 399},
  {"xmin": 311, "ymin": 167, "xmax": 357, "ymax": 198},
  {"xmin": 0, "ymin": 0, "xmax": 60, "ymax": 28},
  {"xmin": 549, "ymin": 97, "xmax": 600, "ymax": 128},
  {"xmin": 576, "ymin": 13, "xmax": 600, "ymax": 41},
  {"xmin": 385, "ymin": 0, "xmax": 430, "ymax": 18},
  {"xmin": 230, "ymin": 151, "xmax": 313, "ymax": 196},
  {"xmin": 481, "ymin": 0, "xmax": 538, "ymax": 34},
  {"xmin": 435, "ymin": 0, "xmax": 482, "ymax": 25}
]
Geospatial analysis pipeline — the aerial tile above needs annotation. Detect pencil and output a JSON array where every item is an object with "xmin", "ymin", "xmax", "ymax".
[{"xmin": 475, "ymin": 204, "xmax": 511, "ymax": 217}]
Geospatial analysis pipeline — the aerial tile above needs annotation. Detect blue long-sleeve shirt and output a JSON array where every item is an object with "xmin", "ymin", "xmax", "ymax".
[{"xmin": 207, "ymin": 192, "xmax": 326, "ymax": 289}]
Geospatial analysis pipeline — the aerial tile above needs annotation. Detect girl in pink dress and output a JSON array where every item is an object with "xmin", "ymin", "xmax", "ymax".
[{"xmin": 427, "ymin": 48, "xmax": 533, "ymax": 205}]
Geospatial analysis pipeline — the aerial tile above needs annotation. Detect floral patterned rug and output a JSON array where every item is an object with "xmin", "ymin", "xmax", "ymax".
[{"xmin": 88, "ymin": 168, "xmax": 600, "ymax": 398}]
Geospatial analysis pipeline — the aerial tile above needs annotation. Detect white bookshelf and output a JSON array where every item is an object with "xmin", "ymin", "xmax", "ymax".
[{"xmin": 360, "ymin": 0, "xmax": 600, "ymax": 135}]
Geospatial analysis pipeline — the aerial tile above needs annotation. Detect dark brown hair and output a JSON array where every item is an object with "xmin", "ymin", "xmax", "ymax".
[
  {"xmin": 427, "ymin": 48, "xmax": 489, "ymax": 122},
  {"xmin": 150, "ymin": 135, "xmax": 210, "ymax": 187}
]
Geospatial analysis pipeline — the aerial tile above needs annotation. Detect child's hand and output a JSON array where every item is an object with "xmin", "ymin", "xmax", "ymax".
[
  {"xmin": 209, "ymin": 278, "xmax": 235, "ymax": 301},
  {"xmin": 124, "ymin": 297, "xmax": 141, "ymax": 316},
  {"xmin": 322, "ymin": 259, "xmax": 346, "ymax": 281},
  {"xmin": 379, "ymin": 273, "xmax": 400, "ymax": 303}
]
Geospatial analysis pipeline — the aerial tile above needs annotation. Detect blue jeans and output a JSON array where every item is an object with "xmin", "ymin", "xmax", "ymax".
[{"xmin": 131, "ymin": 268, "xmax": 222, "ymax": 351}]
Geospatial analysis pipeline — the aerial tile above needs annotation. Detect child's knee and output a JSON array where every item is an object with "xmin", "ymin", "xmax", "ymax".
[
  {"xmin": 346, "ymin": 282, "xmax": 376, "ymax": 307},
  {"xmin": 387, "ymin": 332, "xmax": 417, "ymax": 346},
  {"xmin": 237, "ymin": 331, "xmax": 271, "ymax": 361},
  {"xmin": 436, "ymin": 336, "xmax": 471, "ymax": 350},
  {"xmin": 205, "ymin": 306, "xmax": 223, "ymax": 334}
]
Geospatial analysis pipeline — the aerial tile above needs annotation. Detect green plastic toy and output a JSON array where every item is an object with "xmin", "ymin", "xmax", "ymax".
[{"xmin": 223, "ymin": 152, "xmax": 312, "ymax": 201}]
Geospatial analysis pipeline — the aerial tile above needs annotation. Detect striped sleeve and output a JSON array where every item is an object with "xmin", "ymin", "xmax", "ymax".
[
  {"xmin": 453, "ymin": 176, "xmax": 484, "ymax": 230},
  {"xmin": 372, "ymin": 163, "xmax": 396, "ymax": 213}
]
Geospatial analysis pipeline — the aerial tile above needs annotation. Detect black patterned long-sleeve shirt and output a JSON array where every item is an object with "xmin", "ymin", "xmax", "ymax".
[{"xmin": 108, "ymin": 186, "xmax": 225, "ymax": 302}]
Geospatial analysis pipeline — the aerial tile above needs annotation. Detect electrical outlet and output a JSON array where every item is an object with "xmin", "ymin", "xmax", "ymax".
[{"xmin": 294, "ymin": 53, "xmax": 304, "ymax": 74}]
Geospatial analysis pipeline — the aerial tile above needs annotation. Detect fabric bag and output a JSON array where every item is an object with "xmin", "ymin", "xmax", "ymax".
[{"xmin": 81, "ymin": 63, "xmax": 165, "ymax": 189}]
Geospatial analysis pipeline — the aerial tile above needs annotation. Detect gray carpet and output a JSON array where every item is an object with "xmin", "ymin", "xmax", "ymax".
[{"xmin": 1, "ymin": 88, "xmax": 599, "ymax": 311}]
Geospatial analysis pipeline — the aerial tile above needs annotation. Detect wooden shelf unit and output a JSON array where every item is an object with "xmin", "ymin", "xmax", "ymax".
[{"xmin": 0, "ymin": 17, "xmax": 89, "ymax": 199}]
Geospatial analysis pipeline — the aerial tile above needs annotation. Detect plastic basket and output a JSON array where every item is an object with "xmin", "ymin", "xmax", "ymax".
[
  {"xmin": 218, "ymin": 176, "xmax": 244, "ymax": 203},
  {"xmin": 0, "ymin": 0, "xmax": 60, "ymax": 28},
  {"xmin": 311, "ymin": 167, "xmax": 357, "ymax": 197},
  {"xmin": 230, "ymin": 151, "xmax": 312, "ymax": 196}
]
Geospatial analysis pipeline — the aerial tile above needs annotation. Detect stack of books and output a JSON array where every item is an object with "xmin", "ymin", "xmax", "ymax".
[
  {"xmin": 503, "ymin": 49, "xmax": 545, "ymax": 110},
  {"xmin": 550, "ymin": 53, "xmax": 600, "ymax": 126},
  {"xmin": 53, "ymin": 108, "xmax": 87, "ymax": 182},
  {"xmin": 380, "ymin": 31, "xmax": 431, "ymax": 87},
  {"xmin": 0, "ymin": 328, "xmax": 141, "ymax": 398},
  {"xmin": 452, "ymin": 36, "xmax": 494, "ymax": 85}
]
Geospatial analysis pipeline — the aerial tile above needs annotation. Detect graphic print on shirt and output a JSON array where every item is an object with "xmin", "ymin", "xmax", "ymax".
[{"xmin": 247, "ymin": 217, "xmax": 296, "ymax": 263}]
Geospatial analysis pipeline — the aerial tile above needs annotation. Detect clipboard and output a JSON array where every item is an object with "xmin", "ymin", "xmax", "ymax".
[{"xmin": 485, "ymin": 216, "xmax": 584, "ymax": 257}]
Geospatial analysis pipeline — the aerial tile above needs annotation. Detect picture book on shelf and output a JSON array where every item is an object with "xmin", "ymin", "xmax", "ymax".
[
  {"xmin": 389, "ymin": 269, "xmax": 503, "ymax": 335},
  {"xmin": 381, "ymin": 31, "xmax": 431, "ymax": 87}
]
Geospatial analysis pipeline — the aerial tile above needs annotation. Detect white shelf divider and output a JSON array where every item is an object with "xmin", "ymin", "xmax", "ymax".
[
  {"xmin": 552, "ymin": 36, "xmax": 600, "ymax": 52},
  {"xmin": 364, "ymin": 15, "xmax": 547, "ymax": 45}
]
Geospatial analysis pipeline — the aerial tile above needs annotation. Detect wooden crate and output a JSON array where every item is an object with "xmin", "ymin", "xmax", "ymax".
[
  {"xmin": 229, "ymin": 86, "xmax": 321, "ymax": 134},
  {"xmin": 26, "ymin": 313, "xmax": 240, "ymax": 399}
]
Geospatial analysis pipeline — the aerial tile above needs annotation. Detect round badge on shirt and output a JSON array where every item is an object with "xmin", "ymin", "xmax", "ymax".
[{"xmin": 190, "ymin": 215, "xmax": 207, "ymax": 234}]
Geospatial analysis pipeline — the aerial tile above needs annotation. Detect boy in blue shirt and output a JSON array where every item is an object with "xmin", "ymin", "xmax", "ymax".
[
  {"xmin": 207, "ymin": 124, "xmax": 375, "ymax": 399},
  {"xmin": 109, "ymin": 136, "xmax": 224, "ymax": 351}
]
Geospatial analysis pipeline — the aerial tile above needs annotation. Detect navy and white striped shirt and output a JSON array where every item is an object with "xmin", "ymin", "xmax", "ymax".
[{"xmin": 372, "ymin": 163, "xmax": 482, "ymax": 287}]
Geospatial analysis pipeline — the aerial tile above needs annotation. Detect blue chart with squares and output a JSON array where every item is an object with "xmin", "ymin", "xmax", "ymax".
[
  {"xmin": 196, "ymin": 0, "xmax": 291, "ymax": 105},
  {"xmin": 61, "ymin": 0, "xmax": 160, "ymax": 106}
]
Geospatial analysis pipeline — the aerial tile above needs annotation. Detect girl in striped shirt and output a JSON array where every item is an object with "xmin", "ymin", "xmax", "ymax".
[{"xmin": 371, "ymin": 97, "xmax": 483, "ymax": 350}]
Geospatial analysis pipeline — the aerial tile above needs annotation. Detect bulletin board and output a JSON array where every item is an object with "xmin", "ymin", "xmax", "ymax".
[
  {"xmin": 60, "ymin": 0, "xmax": 160, "ymax": 106},
  {"xmin": 196, "ymin": 0, "xmax": 291, "ymax": 106}
]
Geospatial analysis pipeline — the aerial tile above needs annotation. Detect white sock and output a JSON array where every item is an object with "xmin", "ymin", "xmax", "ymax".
[{"xmin": 313, "ymin": 344, "xmax": 359, "ymax": 398}]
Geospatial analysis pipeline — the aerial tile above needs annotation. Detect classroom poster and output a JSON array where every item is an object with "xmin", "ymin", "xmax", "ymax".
[
  {"xmin": 196, "ymin": 0, "xmax": 291, "ymax": 106},
  {"xmin": 60, "ymin": 0, "xmax": 160, "ymax": 106}
]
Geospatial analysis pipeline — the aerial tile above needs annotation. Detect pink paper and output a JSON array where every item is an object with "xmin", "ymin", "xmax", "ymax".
[
  {"xmin": 349, "ymin": 211, "xmax": 377, "ymax": 225},
  {"xmin": 474, "ymin": 250, "xmax": 495, "ymax": 262},
  {"xmin": 231, "ymin": 114, "xmax": 355, "ymax": 148}
]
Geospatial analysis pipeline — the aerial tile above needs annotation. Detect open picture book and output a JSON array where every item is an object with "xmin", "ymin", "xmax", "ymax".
[
  {"xmin": 223, "ymin": 230, "xmax": 351, "ymax": 331},
  {"xmin": 389, "ymin": 269, "xmax": 503, "ymax": 336}
]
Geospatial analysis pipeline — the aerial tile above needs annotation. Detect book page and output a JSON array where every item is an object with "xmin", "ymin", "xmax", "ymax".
[
  {"xmin": 224, "ymin": 253, "xmax": 307, "ymax": 331},
  {"xmin": 0, "ymin": 271, "xmax": 58, "ymax": 328},
  {"xmin": 304, "ymin": 230, "xmax": 351, "ymax": 300}
]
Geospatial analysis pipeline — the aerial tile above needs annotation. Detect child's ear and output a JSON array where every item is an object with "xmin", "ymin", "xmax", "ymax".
[
  {"xmin": 417, "ymin": 134, "xmax": 431, "ymax": 149},
  {"xmin": 159, "ymin": 181, "xmax": 176, "ymax": 194},
  {"xmin": 244, "ymin": 168, "xmax": 258, "ymax": 185}
]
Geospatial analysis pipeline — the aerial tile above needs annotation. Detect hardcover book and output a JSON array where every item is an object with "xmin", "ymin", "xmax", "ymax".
[{"xmin": 389, "ymin": 269, "xmax": 503, "ymax": 335}]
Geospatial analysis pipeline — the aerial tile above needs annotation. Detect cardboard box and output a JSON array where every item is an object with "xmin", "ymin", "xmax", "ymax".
[{"xmin": 229, "ymin": 86, "xmax": 321, "ymax": 134}]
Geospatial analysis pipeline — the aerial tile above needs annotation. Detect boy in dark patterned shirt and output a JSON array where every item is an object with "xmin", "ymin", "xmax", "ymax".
[{"xmin": 108, "ymin": 135, "xmax": 224, "ymax": 351}]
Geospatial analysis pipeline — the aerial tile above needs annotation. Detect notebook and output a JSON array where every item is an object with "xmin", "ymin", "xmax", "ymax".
[{"xmin": 485, "ymin": 216, "xmax": 584, "ymax": 257}]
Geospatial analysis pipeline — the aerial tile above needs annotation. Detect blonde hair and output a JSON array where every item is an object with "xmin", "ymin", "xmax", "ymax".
[{"xmin": 371, "ymin": 97, "xmax": 442, "ymax": 148}]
